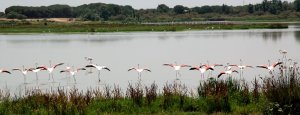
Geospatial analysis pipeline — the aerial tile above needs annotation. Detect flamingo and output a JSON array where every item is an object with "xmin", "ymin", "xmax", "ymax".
[
  {"xmin": 163, "ymin": 62, "xmax": 191, "ymax": 80},
  {"xmin": 0, "ymin": 69, "xmax": 11, "ymax": 74},
  {"xmin": 37, "ymin": 61, "xmax": 64, "ymax": 82},
  {"xmin": 217, "ymin": 70, "xmax": 239, "ymax": 78},
  {"xmin": 28, "ymin": 66, "xmax": 46, "ymax": 83},
  {"xmin": 85, "ymin": 64, "xmax": 110, "ymax": 82},
  {"xmin": 28, "ymin": 67, "xmax": 45, "ymax": 88},
  {"xmin": 279, "ymin": 49, "xmax": 287, "ymax": 60},
  {"xmin": 202, "ymin": 61, "xmax": 223, "ymax": 76},
  {"xmin": 84, "ymin": 57, "xmax": 93, "ymax": 73},
  {"xmin": 60, "ymin": 67, "xmax": 86, "ymax": 84},
  {"xmin": 84, "ymin": 57, "xmax": 93, "ymax": 64},
  {"xmin": 224, "ymin": 63, "xmax": 234, "ymax": 71},
  {"xmin": 189, "ymin": 64, "xmax": 214, "ymax": 78},
  {"xmin": 128, "ymin": 64, "xmax": 151, "ymax": 80},
  {"xmin": 12, "ymin": 66, "xmax": 30, "ymax": 84},
  {"xmin": 256, "ymin": 60, "xmax": 282, "ymax": 73},
  {"xmin": 229, "ymin": 59, "xmax": 253, "ymax": 77}
]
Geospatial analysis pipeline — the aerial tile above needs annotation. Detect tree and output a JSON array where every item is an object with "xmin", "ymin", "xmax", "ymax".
[
  {"xmin": 6, "ymin": 11, "xmax": 27, "ymax": 19},
  {"xmin": 157, "ymin": 4, "xmax": 169, "ymax": 13},
  {"xmin": 262, "ymin": 0, "xmax": 269, "ymax": 12},
  {"xmin": 0, "ymin": 12, "xmax": 5, "ymax": 18},
  {"xmin": 82, "ymin": 12, "xmax": 100, "ymax": 21},
  {"xmin": 248, "ymin": 4, "xmax": 254, "ymax": 13},
  {"xmin": 174, "ymin": 5, "xmax": 185, "ymax": 14},
  {"xmin": 221, "ymin": 4, "xmax": 230, "ymax": 14},
  {"xmin": 295, "ymin": 0, "xmax": 300, "ymax": 11}
]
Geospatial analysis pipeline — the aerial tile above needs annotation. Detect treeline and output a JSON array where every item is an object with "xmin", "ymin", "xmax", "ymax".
[{"xmin": 3, "ymin": 0, "xmax": 300, "ymax": 21}]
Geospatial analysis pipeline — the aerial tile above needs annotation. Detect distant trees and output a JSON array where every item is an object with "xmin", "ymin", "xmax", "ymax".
[
  {"xmin": 157, "ymin": 4, "xmax": 169, "ymax": 13},
  {"xmin": 295, "ymin": 0, "xmax": 300, "ymax": 11},
  {"xmin": 0, "ymin": 12, "xmax": 5, "ymax": 18},
  {"xmin": 248, "ymin": 4, "xmax": 254, "ymax": 13},
  {"xmin": 2, "ymin": 0, "xmax": 300, "ymax": 21},
  {"xmin": 6, "ymin": 12, "xmax": 27, "ymax": 19},
  {"xmin": 174, "ymin": 5, "xmax": 186, "ymax": 14}
]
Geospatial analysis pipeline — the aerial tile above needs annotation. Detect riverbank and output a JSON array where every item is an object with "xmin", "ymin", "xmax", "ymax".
[{"xmin": 0, "ymin": 21, "xmax": 288, "ymax": 33}]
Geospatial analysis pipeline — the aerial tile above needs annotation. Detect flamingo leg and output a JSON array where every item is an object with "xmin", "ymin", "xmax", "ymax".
[
  {"xmin": 73, "ymin": 75, "xmax": 77, "ymax": 84},
  {"xmin": 48, "ymin": 74, "xmax": 51, "ymax": 81},
  {"xmin": 52, "ymin": 74, "xmax": 55, "ymax": 82},
  {"xmin": 98, "ymin": 71, "xmax": 101, "ymax": 83},
  {"xmin": 175, "ymin": 71, "xmax": 178, "ymax": 80},
  {"xmin": 23, "ymin": 75, "xmax": 26, "ymax": 84}
]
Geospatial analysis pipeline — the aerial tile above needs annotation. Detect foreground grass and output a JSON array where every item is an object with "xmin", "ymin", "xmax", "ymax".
[{"xmin": 0, "ymin": 21, "xmax": 288, "ymax": 33}]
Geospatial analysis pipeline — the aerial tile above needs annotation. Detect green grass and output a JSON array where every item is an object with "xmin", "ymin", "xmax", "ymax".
[{"xmin": 0, "ymin": 21, "xmax": 288, "ymax": 33}]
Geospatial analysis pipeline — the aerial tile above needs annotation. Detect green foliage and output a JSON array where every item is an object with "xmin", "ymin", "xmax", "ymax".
[
  {"xmin": 248, "ymin": 4, "xmax": 254, "ymax": 14},
  {"xmin": 0, "ymin": 12, "xmax": 5, "ymax": 18},
  {"xmin": 295, "ymin": 0, "xmax": 300, "ymax": 11},
  {"xmin": 2, "ymin": 0, "xmax": 300, "ymax": 22},
  {"xmin": 6, "ymin": 12, "xmax": 27, "ymax": 19},
  {"xmin": 174, "ymin": 5, "xmax": 187, "ymax": 14},
  {"xmin": 157, "ymin": 4, "xmax": 169, "ymax": 13}
]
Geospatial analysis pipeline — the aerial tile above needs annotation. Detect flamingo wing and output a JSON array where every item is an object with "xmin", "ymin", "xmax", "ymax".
[
  {"xmin": 53, "ymin": 63, "xmax": 64, "ymax": 68},
  {"xmin": 214, "ymin": 64, "xmax": 223, "ymax": 67},
  {"xmin": 86, "ymin": 64, "xmax": 97, "ymax": 68},
  {"xmin": 232, "ymin": 70, "xmax": 239, "ymax": 73},
  {"xmin": 144, "ymin": 69, "xmax": 151, "ymax": 72},
  {"xmin": 256, "ymin": 65, "xmax": 268, "ymax": 69},
  {"xmin": 273, "ymin": 62, "xmax": 283, "ymax": 67},
  {"xmin": 229, "ymin": 64, "xmax": 238, "ymax": 67},
  {"xmin": 163, "ymin": 64, "xmax": 174, "ymax": 67},
  {"xmin": 207, "ymin": 67, "xmax": 214, "ymax": 71},
  {"xmin": 181, "ymin": 64, "xmax": 191, "ymax": 67},
  {"xmin": 103, "ymin": 67, "xmax": 111, "ymax": 71},
  {"xmin": 246, "ymin": 65, "xmax": 254, "ymax": 68},
  {"xmin": 189, "ymin": 67, "xmax": 199, "ymax": 70},
  {"xmin": 77, "ymin": 68, "xmax": 86, "ymax": 71},
  {"xmin": 37, "ymin": 66, "xmax": 47, "ymax": 70},
  {"xmin": 12, "ymin": 68, "xmax": 21, "ymax": 71},
  {"xmin": 217, "ymin": 72, "xmax": 225, "ymax": 78},
  {"xmin": 128, "ymin": 68, "xmax": 136, "ymax": 71},
  {"xmin": 2, "ymin": 70, "xmax": 11, "ymax": 74},
  {"xmin": 60, "ymin": 70, "xmax": 69, "ymax": 73}
]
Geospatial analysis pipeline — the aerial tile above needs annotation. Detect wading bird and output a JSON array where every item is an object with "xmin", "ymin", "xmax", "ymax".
[
  {"xmin": 279, "ymin": 49, "xmax": 288, "ymax": 60},
  {"xmin": 84, "ymin": 57, "xmax": 93, "ymax": 73},
  {"xmin": 85, "ymin": 64, "xmax": 110, "ymax": 82},
  {"xmin": 84, "ymin": 57, "xmax": 93, "ymax": 64},
  {"xmin": 37, "ymin": 61, "xmax": 64, "ymax": 82},
  {"xmin": 128, "ymin": 64, "xmax": 151, "ymax": 80},
  {"xmin": 202, "ymin": 61, "xmax": 223, "ymax": 76},
  {"xmin": 189, "ymin": 64, "xmax": 214, "ymax": 78},
  {"xmin": 12, "ymin": 66, "xmax": 30, "ymax": 84},
  {"xmin": 163, "ymin": 62, "xmax": 191, "ymax": 80},
  {"xmin": 28, "ymin": 65, "xmax": 47, "ymax": 88},
  {"xmin": 218, "ymin": 70, "xmax": 239, "ymax": 78},
  {"xmin": 60, "ymin": 67, "xmax": 86, "ymax": 84},
  {"xmin": 256, "ymin": 60, "xmax": 282, "ymax": 73},
  {"xmin": 229, "ymin": 59, "xmax": 253, "ymax": 77}
]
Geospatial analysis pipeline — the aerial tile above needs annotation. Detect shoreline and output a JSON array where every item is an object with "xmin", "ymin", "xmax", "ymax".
[{"xmin": 0, "ymin": 21, "xmax": 289, "ymax": 33}]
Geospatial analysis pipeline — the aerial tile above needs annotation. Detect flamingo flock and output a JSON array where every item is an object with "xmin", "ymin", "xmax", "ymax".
[{"xmin": 0, "ymin": 49, "xmax": 297, "ymax": 87}]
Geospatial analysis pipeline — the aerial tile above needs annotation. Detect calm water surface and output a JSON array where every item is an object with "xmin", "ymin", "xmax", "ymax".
[{"xmin": 1, "ymin": 26, "xmax": 300, "ymax": 93}]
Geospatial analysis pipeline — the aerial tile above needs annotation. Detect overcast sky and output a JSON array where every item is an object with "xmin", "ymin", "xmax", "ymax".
[{"xmin": 0, "ymin": 0, "xmax": 294, "ymax": 12}]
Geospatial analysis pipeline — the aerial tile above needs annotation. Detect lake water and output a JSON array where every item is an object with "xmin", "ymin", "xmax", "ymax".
[{"xmin": 1, "ymin": 25, "xmax": 300, "ymax": 94}]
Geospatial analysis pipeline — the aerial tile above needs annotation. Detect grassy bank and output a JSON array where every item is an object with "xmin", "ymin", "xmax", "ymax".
[
  {"xmin": 0, "ymin": 63, "xmax": 299, "ymax": 114},
  {"xmin": 0, "ymin": 21, "xmax": 288, "ymax": 33}
]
